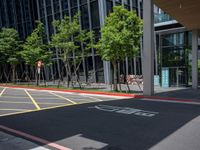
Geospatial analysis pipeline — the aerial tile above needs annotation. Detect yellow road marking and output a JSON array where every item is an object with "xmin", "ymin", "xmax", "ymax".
[
  {"xmin": 24, "ymin": 90, "xmax": 41, "ymax": 110},
  {"xmin": 0, "ymin": 103, "xmax": 73, "ymax": 117},
  {"xmin": 0, "ymin": 88, "xmax": 7, "ymax": 96},
  {"xmin": 0, "ymin": 98, "xmax": 108, "ymax": 117},
  {"xmin": 49, "ymin": 92, "xmax": 77, "ymax": 104}
]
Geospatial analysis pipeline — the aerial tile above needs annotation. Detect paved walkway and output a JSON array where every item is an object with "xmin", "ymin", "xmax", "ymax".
[{"xmin": 155, "ymin": 87, "xmax": 200, "ymax": 101}]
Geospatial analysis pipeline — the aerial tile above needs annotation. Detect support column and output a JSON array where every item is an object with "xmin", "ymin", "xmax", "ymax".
[
  {"xmin": 99, "ymin": 0, "xmax": 111, "ymax": 84},
  {"xmin": 143, "ymin": 0, "xmax": 154, "ymax": 95},
  {"xmin": 192, "ymin": 30, "xmax": 198, "ymax": 89}
]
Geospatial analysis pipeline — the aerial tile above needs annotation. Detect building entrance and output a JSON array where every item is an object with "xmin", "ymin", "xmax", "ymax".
[{"xmin": 168, "ymin": 67, "xmax": 188, "ymax": 87}]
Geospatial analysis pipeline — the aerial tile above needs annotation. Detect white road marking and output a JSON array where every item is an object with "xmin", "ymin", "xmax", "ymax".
[
  {"xmin": 49, "ymin": 92, "xmax": 77, "ymax": 104},
  {"xmin": 0, "ymin": 88, "xmax": 7, "ymax": 96}
]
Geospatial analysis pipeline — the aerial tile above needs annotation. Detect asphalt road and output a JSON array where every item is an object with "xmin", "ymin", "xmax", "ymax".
[{"xmin": 0, "ymin": 87, "xmax": 200, "ymax": 150}]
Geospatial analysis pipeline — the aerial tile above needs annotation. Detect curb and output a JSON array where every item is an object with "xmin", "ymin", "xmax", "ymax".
[{"xmin": 0, "ymin": 84, "xmax": 136, "ymax": 98}]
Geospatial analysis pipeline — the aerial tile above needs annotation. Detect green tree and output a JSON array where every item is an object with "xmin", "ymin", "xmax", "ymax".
[
  {"xmin": 51, "ymin": 13, "xmax": 94, "ymax": 87},
  {"xmin": 21, "ymin": 21, "xmax": 52, "ymax": 84},
  {"xmin": 95, "ymin": 6, "xmax": 143, "ymax": 91},
  {"xmin": 0, "ymin": 28, "xmax": 21, "ymax": 82}
]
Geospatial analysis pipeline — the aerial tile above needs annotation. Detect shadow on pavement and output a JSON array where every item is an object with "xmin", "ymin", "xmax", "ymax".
[
  {"xmin": 155, "ymin": 87, "xmax": 200, "ymax": 101},
  {"xmin": 0, "ymin": 99, "xmax": 200, "ymax": 150}
]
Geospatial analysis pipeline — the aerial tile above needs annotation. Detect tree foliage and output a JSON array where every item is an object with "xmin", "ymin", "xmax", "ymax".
[
  {"xmin": 51, "ymin": 13, "xmax": 94, "ymax": 86},
  {"xmin": 96, "ymin": 6, "xmax": 143, "ymax": 61},
  {"xmin": 0, "ymin": 28, "xmax": 21, "ymax": 65},
  {"xmin": 21, "ymin": 21, "xmax": 52, "ymax": 66},
  {"xmin": 0, "ymin": 28, "xmax": 22, "ymax": 82},
  {"xmin": 95, "ymin": 6, "xmax": 143, "ymax": 91}
]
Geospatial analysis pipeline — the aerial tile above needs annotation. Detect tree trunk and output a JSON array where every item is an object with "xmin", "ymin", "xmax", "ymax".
[
  {"xmin": 11, "ymin": 64, "xmax": 16, "ymax": 83},
  {"xmin": 117, "ymin": 61, "xmax": 122, "ymax": 92},
  {"xmin": 0, "ymin": 65, "xmax": 3, "ymax": 82},
  {"xmin": 75, "ymin": 62, "xmax": 82, "ymax": 89},
  {"xmin": 35, "ymin": 67, "xmax": 39, "ymax": 86},
  {"xmin": 65, "ymin": 63, "xmax": 72, "ymax": 88},
  {"xmin": 3, "ymin": 65, "xmax": 10, "ymax": 83},
  {"xmin": 112, "ymin": 60, "xmax": 118, "ymax": 91}
]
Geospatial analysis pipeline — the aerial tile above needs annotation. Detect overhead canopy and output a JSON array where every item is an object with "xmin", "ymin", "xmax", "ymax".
[{"xmin": 154, "ymin": 0, "xmax": 200, "ymax": 30}]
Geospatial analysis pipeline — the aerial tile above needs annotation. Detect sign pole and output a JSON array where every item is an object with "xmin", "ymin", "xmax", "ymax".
[
  {"xmin": 36, "ymin": 60, "xmax": 43, "ymax": 86},
  {"xmin": 38, "ymin": 68, "xmax": 41, "ymax": 86}
]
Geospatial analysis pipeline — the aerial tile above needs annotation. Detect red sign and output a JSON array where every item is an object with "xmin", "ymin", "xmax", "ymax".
[{"xmin": 36, "ymin": 60, "xmax": 43, "ymax": 68}]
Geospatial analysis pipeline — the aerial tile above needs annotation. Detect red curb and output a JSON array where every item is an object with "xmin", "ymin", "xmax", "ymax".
[
  {"xmin": 0, "ymin": 84, "xmax": 136, "ymax": 98},
  {"xmin": 0, "ymin": 125, "xmax": 72, "ymax": 150}
]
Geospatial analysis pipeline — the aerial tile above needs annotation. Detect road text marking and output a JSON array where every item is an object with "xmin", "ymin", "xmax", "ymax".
[{"xmin": 89, "ymin": 105, "xmax": 159, "ymax": 117}]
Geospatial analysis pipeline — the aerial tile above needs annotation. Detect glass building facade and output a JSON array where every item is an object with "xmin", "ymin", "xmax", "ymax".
[
  {"xmin": 157, "ymin": 31, "xmax": 192, "ymax": 87},
  {"xmin": 154, "ymin": 7, "xmax": 194, "ymax": 87},
  {"xmin": 35, "ymin": 0, "xmax": 141, "ymax": 83},
  {"xmin": 1, "ymin": 0, "xmax": 195, "ymax": 87},
  {"xmin": 154, "ymin": 7, "xmax": 173, "ymax": 24},
  {"xmin": 0, "ymin": 0, "xmax": 37, "ymax": 39}
]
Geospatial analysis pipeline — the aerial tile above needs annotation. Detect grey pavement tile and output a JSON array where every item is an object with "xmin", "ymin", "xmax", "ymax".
[
  {"xmin": 2, "ymin": 93, "xmax": 28, "ymax": 97},
  {"xmin": 0, "ymin": 97, "xmax": 32, "ymax": 102},
  {"xmin": 0, "ymin": 103, "xmax": 36, "ymax": 110},
  {"xmin": 38, "ymin": 103, "xmax": 69, "ymax": 109},
  {"xmin": 53, "ymin": 93, "xmax": 119, "ymax": 102},
  {"xmin": 28, "ymin": 92, "xmax": 60, "ymax": 98},
  {"xmin": 66, "ymin": 98, "xmax": 95, "ymax": 103},
  {"xmin": 34, "ymin": 98, "xmax": 72, "ymax": 104}
]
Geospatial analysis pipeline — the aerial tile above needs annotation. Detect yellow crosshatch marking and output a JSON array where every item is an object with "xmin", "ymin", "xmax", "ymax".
[
  {"xmin": 0, "ymin": 86, "xmax": 118, "ymax": 117},
  {"xmin": 0, "ymin": 103, "xmax": 73, "ymax": 117},
  {"xmin": 24, "ymin": 90, "xmax": 41, "ymax": 110},
  {"xmin": 49, "ymin": 92, "xmax": 77, "ymax": 104},
  {"xmin": 0, "ymin": 88, "xmax": 7, "ymax": 96}
]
